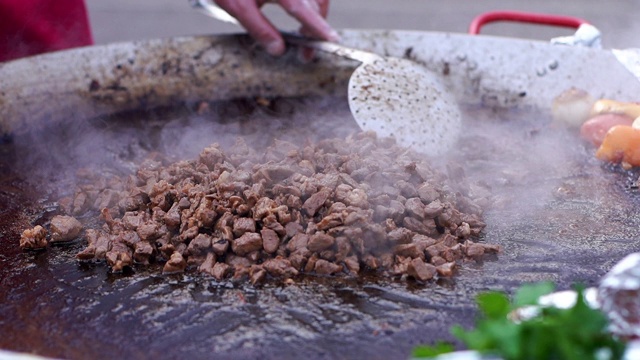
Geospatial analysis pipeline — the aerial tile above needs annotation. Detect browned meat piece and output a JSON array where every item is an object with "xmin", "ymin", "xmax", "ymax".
[
  {"xmin": 363, "ymin": 254, "xmax": 379, "ymax": 270},
  {"xmin": 342, "ymin": 188, "xmax": 369, "ymax": 209},
  {"xmin": 404, "ymin": 198, "xmax": 425, "ymax": 219},
  {"xmin": 195, "ymin": 201, "xmax": 217, "ymax": 229},
  {"xmin": 286, "ymin": 233, "xmax": 309, "ymax": 252},
  {"xmin": 334, "ymin": 236, "xmax": 351, "ymax": 262},
  {"xmin": 199, "ymin": 145, "xmax": 225, "ymax": 170},
  {"xmin": 430, "ymin": 256, "xmax": 446, "ymax": 266},
  {"xmin": 163, "ymin": 252, "xmax": 187, "ymax": 274},
  {"xmin": 394, "ymin": 243, "xmax": 424, "ymax": 260},
  {"xmin": 134, "ymin": 241, "xmax": 154, "ymax": 264},
  {"xmin": 122, "ymin": 212, "xmax": 144, "ymax": 230},
  {"xmin": 288, "ymin": 250, "xmax": 308, "ymax": 270},
  {"xmin": 262, "ymin": 257, "xmax": 298, "ymax": 278},
  {"xmin": 307, "ymin": 232, "xmax": 335, "ymax": 252},
  {"xmin": 117, "ymin": 231, "xmax": 140, "ymax": 247},
  {"xmin": 262, "ymin": 214, "xmax": 286, "ymax": 236},
  {"xmin": 302, "ymin": 188, "xmax": 331, "ymax": 216},
  {"xmin": 413, "ymin": 234, "xmax": 438, "ymax": 250},
  {"xmin": 441, "ymin": 233, "xmax": 458, "ymax": 247},
  {"xmin": 94, "ymin": 189, "xmax": 120, "ymax": 211},
  {"xmin": 387, "ymin": 227, "xmax": 413, "ymax": 244},
  {"xmin": 436, "ymin": 262, "xmax": 456, "ymax": 277},
  {"xmin": 233, "ymin": 218, "xmax": 256, "ymax": 237},
  {"xmin": 49, "ymin": 215, "xmax": 83, "ymax": 242},
  {"xmin": 177, "ymin": 197, "xmax": 191, "ymax": 209},
  {"xmin": 465, "ymin": 243, "xmax": 485, "ymax": 258},
  {"xmin": 250, "ymin": 266, "xmax": 267, "ymax": 285},
  {"xmin": 179, "ymin": 225, "xmax": 199, "ymax": 242},
  {"xmin": 417, "ymin": 184, "xmax": 439, "ymax": 204},
  {"xmin": 20, "ymin": 225, "xmax": 48, "ymax": 250},
  {"xmin": 438, "ymin": 204, "xmax": 462, "ymax": 227},
  {"xmin": 210, "ymin": 262, "xmax": 230, "ymax": 280},
  {"xmin": 164, "ymin": 203, "xmax": 181, "ymax": 229},
  {"xmin": 118, "ymin": 188, "xmax": 149, "ymax": 212},
  {"xmin": 379, "ymin": 252, "xmax": 394, "ymax": 268},
  {"xmin": 136, "ymin": 221, "xmax": 160, "ymax": 241},
  {"xmin": 343, "ymin": 256, "xmax": 360, "ymax": 274},
  {"xmin": 480, "ymin": 243, "xmax": 503, "ymax": 254},
  {"xmin": 304, "ymin": 253, "xmax": 319, "ymax": 273},
  {"xmin": 186, "ymin": 233, "xmax": 212, "ymax": 265},
  {"xmin": 71, "ymin": 191, "xmax": 90, "ymax": 215},
  {"xmin": 198, "ymin": 252, "xmax": 217, "ymax": 275},
  {"xmin": 314, "ymin": 259, "xmax": 342, "ymax": 275},
  {"xmin": 454, "ymin": 222, "xmax": 471, "ymax": 239},
  {"xmin": 316, "ymin": 213, "xmax": 343, "ymax": 231},
  {"xmin": 231, "ymin": 232, "xmax": 262, "ymax": 256},
  {"xmin": 403, "ymin": 216, "xmax": 437, "ymax": 236},
  {"xmin": 261, "ymin": 228, "xmax": 280, "ymax": 254},
  {"xmin": 212, "ymin": 238, "xmax": 230, "ymax": 255},
  {"xmin": 344, "ymin": 209, "xmax": 371, "ymax": 226},
  {"xmin": 396, "ymin": 180, "xmax": 417, "ymax": 198},
  {"xmin": 423, "ymin": 200, "xmax": 444, "ymax": 218},
  {"xmin": 285, "ymin": 222, "xmax": 304, "ymax": 238},
  {"xmin": 407, "ymin": 258, "xmax": 437, "ymax": 281},
  {"xmin": 253, "ymin": 197, "xmax": 277, "ymax": 220},
  {"xmin": 106, "ymin": 241, "xmax": 133, "ymax": 272},
  {"xmin": 425, "ymin": 242, "xmax": 450, "ymax": 259},
  {"xmin": 79, "ymin": 229, "xmax": 112, "ymax": 260}
]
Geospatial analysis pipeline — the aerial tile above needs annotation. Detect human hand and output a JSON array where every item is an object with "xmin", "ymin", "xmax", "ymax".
[{"xmin": 213, "ymin": 0, "xmax": 339, "ymax": 56}]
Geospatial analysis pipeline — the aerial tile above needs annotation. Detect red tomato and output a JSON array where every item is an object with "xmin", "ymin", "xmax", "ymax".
[{"xmin": 580, "ymin": 114, "xmax": 634, "ymax": 146}]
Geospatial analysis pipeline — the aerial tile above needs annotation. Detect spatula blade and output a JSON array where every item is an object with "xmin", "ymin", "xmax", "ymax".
[{"xmin": 348, "ymin": 57, "xmax": 462, "ymax": 156}]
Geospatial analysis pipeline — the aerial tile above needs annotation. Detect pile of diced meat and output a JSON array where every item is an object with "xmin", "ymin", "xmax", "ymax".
[{"xmin": 20, "ymin": 132, "xmax": 499, "ymax": 284}]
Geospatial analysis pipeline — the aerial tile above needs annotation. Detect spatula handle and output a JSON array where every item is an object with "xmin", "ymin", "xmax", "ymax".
[{"xmin": 281, "ymin": 33, "xmax": 379, "ymax": 64}]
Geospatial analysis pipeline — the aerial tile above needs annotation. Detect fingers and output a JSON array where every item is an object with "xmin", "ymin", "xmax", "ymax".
[
  {"xmin": 214, "ymin": 0, "xmax": 286, "ymax": 55},
  {"xmin": 278, "ymin": 0, "xmax": 339, "ymax": 42},
  {"xmin": 214, "ymin": 0, "xmax": 338, "ymax": 56}
]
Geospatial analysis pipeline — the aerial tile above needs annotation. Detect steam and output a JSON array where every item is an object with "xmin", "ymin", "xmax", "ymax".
[
  {"xmin": 9, "ymin": 96, "xmax": 359, "ymax": 200},
  {"xmin": 10, "ymin": 93, "xmax": 593, "ymax": 240}
]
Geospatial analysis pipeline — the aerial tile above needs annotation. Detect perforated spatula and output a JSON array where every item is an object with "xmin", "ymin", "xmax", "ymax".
[{"xmin": 190, "ymin": 0, "xmax": 462, "ymax": 156}]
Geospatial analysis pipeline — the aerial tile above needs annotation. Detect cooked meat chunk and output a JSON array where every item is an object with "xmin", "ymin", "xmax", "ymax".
[
  {"xmin": 49, "ymin": 215, "xmax": 83, "ymax": 242},
  {"xmin": 314, "ymin": 259, "xmax": 342, "ymax": 275},
  {"xmin": 231, "ymin": 232, "xmax": 263, "ymax": 256},
  {"xmin": 20, "ymin": 225, "xmax": 48, "ymax": 250},
  {"xmin": 435, "ymin": 262, "xmax": 456, "ymax": 277},
  {"xmin": 407, "ymin": 258, "xmax": 437, "ymax": 281},
  {"xmin": 465, "ymin": 243, "xmax": 486, "ymax": 258},
  {"xmin": 261, "ymin": 228, "xmax": 280, "ymax": 254},
  {"xmin": 233, "ymin": 218, "xmax": 256, "ymax": 237},
  {"xmin": 106, "ymin": 241, "xmax": 133, "ymax": 272},
  {"xmin": 302, "ymin": 188, "xmax": 331, "ymax": 216},
  {"xmin": 210, "ymin": 262, "xmax": 230, "ymax": 280},
  {"xmin": 250, "ymin": 267, "xmax": 267, "ymax": 285},
  {"xmin": 307, "ymin": 232, "xmax": 335, "ymax": 252},
  {"xmin": 262, "ymin": 257, "xmax": 298, "ymax": 278},
  {"xmin": 163, "ymin": 252, "xmax": 187, "ymax": 274}
]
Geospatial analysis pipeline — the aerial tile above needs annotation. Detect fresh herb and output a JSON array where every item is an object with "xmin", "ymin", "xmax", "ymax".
[{"xmin": 413, "ymin": 282, "xmax": 626, "ymax": 360}]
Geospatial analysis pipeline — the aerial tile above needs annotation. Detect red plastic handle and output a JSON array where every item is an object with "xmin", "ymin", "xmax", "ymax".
[{"xmin": 469, "ymin": 11, "xmax": 589, "ymax": 35}]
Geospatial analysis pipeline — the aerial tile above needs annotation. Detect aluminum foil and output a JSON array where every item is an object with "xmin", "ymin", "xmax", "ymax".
[{"xmin": 599, "ymin": 252, "xmax": 640, "ymax": 338}]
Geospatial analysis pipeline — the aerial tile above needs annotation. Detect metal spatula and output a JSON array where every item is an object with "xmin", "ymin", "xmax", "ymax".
[{"xmin": 190, "ymin": 0, "xmax": 461, "ymax": 156}]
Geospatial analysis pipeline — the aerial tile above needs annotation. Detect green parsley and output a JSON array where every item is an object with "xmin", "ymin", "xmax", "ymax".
[{"xmin": 413, "ymin": 282, "xmax": 626, "ymax": 360}]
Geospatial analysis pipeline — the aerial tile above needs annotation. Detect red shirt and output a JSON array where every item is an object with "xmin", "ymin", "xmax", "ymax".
[{"xmin": 0, "ymin": 0, "xmax": 93, "ymax": 62}]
